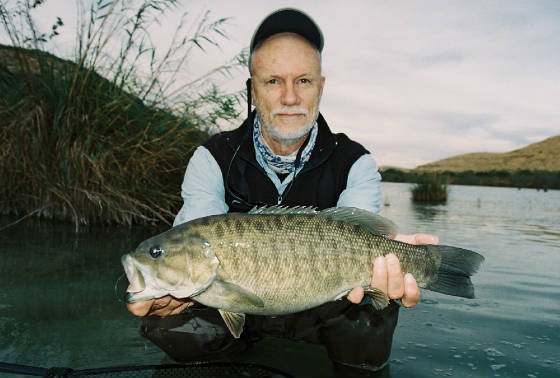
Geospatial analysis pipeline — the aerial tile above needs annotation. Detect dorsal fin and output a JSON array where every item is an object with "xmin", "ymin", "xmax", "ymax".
[
  {"xmin": 249, "ymin": 206, "xmax": 397, "ymax": 237},
  {"xmin": 318, "ymin": 207, "xmax": 397, "ymax": 237},
  {"xmin": 249, "ymin": 205, "xmax": 318, "ymax": 215}
]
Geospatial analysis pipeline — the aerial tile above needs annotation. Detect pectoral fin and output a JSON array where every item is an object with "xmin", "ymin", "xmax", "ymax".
[
  {"xmin": 218, "ymin": 310, "xmax": 245, "ymax": 338},
  {"xmin": 207, "ymin": 280, "xmax": 265, "ymax": 308},
  {"xmin": 365, "ymin": 288, "xmax": 390, "ymax": 310}
]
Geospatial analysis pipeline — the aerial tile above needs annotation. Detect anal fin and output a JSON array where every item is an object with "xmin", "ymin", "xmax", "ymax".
[
  {"xmin": 364, "ymin": 288, "xmax": 390, "ymax": 311},
  {"xmin": 333, "ymin": 287, "xmax": 390, "ymax": 311},
  {"xmin": 218, "ymin": 310, "xmax": 245, "ymax": 338}
]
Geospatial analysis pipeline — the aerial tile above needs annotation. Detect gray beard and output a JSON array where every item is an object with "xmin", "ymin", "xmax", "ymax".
[{"xmin": 261, "ymin": 120, "xmax": 315, "ymax": 146}]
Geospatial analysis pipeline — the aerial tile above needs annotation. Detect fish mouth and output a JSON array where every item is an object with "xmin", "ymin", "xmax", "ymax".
[
  {"xmin": 121, "ymin": 254, "xmax": 170, "ymax": 303},
  {"xmin": 121, "ymin": 254, "xmax": 146, "ymax": 297}
]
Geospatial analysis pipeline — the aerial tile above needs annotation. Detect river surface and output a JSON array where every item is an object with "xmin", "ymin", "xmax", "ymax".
[{"xmin": 1, "ymin": 183, "xmax": 559, "ymax": 377}]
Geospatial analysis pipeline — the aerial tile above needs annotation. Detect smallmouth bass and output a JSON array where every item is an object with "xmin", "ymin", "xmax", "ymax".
[{"xmin": 122, "ymin": 206, "xmax": 484, "ymax": 337}]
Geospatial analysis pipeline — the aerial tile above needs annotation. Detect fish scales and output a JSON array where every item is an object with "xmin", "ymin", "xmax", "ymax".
[{"xmin": 189, "ymin": 213, "xmax": 396, "ymax": 314}]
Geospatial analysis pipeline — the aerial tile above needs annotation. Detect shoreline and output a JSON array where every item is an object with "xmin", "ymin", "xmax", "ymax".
[{"xmin": 380, "ymin": 168, "xmax": 559, "ymax": 191}]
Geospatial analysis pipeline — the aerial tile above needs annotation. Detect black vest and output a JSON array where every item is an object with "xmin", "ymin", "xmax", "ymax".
[{"xmin": 203, "ymin": 111, "xmax": 369, "ymax": 213}]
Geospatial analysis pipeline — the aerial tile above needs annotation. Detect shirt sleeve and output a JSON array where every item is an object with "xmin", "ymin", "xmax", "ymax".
[
  {"xmin": 173, "ymin": 146, "xmax": 229, "ymax": 226},
  {"xmin": 336, "ymin": 154, "xmax": 382, "ymax": 214}
]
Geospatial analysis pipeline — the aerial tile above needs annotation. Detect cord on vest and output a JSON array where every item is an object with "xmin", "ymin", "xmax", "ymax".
[{"xmin": 246, "ymin": 78, "xmax": 252, "ymax": 119}]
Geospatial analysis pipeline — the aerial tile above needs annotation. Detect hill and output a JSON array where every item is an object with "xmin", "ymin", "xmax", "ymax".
[{"xmin": 415, "ymin": 135, "xmax": 560, "ymax": 172}]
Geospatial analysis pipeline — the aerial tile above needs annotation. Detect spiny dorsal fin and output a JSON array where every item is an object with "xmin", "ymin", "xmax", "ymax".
[
  {"xmin": 318, "ymin": 207, "xmax": 397, "ymax": 237},
  {"xmin": 249, "ymin": 205, "xmax": 318, "ymax": 215}
]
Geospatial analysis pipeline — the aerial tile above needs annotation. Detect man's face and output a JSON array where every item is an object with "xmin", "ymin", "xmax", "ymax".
[{"xmin": 251, "ymin": 33, "xmax": 325, "ymax": 148}]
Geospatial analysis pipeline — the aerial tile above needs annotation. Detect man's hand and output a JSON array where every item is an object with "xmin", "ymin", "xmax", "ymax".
[
  {"xmin": 393, "ymin": 233, "xmax": 439, "ymax": 245},
  {"xmin": 347, "ymin": 233, "xmax": 439, "ymax": 308},
  {"xmin": 125, "ymin": 288, "xmax": 196, "ymax": 317}
]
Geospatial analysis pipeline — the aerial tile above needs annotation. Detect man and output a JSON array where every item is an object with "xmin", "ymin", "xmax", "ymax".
[{"xmin": 127, "ymin": 8, "xmax": 437, "ymax": 376}]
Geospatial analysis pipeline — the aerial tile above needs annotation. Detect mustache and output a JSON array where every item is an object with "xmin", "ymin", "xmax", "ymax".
[{"xmin": 271, "ymin": 106, "xmax": 308, "ymax": 116}]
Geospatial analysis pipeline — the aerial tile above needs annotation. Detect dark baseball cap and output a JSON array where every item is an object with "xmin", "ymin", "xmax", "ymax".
[{"xmin": 250, "ymin": 8, "xmax": 324, "ymax": 55}]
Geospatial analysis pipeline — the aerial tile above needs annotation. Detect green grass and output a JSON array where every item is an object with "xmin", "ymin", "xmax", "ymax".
[{"xmin": 0, "ymin": 0, "xmax": 247, "ymax": 229}]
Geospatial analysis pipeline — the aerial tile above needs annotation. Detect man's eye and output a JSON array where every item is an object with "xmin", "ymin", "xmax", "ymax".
[
  {"xmin": 300, "ymin": 78, "xmax": 310, "ymax": 84},
  {"xmin": 267, "ymin": 79, "xmax": 277, "ymax": 85}
]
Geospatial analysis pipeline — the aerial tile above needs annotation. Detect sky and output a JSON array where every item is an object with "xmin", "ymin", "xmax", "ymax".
[{"xmin": 3, "ymin": 0, "xmax": 559, "ymax": 168}]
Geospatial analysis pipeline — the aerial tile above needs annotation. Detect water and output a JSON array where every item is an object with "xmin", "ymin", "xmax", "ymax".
[
  {"xmin": 380, "ymin": 184, "xmax": 560, "ymax": 378},
  {"xmin": 1, "ymin": 183, "xmax": 559, "ymax": 377}
]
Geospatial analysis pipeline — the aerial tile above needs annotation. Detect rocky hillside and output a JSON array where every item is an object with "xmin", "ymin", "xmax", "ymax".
[{"xmin": 416, "ymin": 135, "xmax": 560, "ymax": 172}]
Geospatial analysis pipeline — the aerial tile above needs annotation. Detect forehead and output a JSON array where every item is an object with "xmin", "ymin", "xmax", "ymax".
[{"xmin": 251, "ymin": 32, "xmax": 321, "ymax": 76}]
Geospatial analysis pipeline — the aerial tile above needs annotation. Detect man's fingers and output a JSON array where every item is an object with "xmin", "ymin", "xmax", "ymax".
[
  {"xmin": 386, "ymin": 254, "xmax": 404, "ymax": 299},
  {"xmin": 125, "ymin": 283, "xmax": 197, "ymax": 317},
  {"xmin": 392, "ymin": 234, "xmax": 414, "ymax": 244},
  {"xmin": 357, "ymin": 254, "xmax": 420, "ymax": 309},
  {"xmin": 371, "ymin": 254, "xmax": 405, "ymax": 299},
  {"xmin": 126, "ymin": 299, "xmax": 154, "ymax": 317},
  {"xmin": 347, "ymin": 286, "xmax": 364, "ymax": 304},
  {"xmin": 401, "ymin": 273, "xmax": 420, "ymax": 308},
  {"xmin": 170, "ymin": 302, "xmax": 191, "ymax": 315},
  {"xmin": 392, "ymin": 233, "xmax": 439, "ymax": 245},
  {"xmin": 414, "ymin": 233, "xmax": 439, "ymax": 245},
  {"xmin": 150, "ymin": 296, "xmax": 172, "ymax": 312},
  {"xmin": 370, "ymin": 255, "xmax": 388, "ymax": 293},
  {"xmin": 148, "ymin": 297, "xmax": 195, "ymax": 316}
]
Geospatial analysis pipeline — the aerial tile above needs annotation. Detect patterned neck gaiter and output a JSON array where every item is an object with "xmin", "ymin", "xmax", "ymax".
[{"xmin": 253, "ymin": 115, "xmax": 318, "ymax": 174}]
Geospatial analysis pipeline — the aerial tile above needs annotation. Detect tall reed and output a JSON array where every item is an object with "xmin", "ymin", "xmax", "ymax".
[
  {"xmin": 0, "ymin": 0, "xmax": 247, "ymax": 229},
  {"xmin": 411, "ymin": 172, "xmax": 449, "ymax": 203}
]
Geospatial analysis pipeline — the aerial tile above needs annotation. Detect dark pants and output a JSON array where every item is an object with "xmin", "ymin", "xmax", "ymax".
[{"xmin": 141, "ymin": 300, "xmax": 399, "ymax": 376}]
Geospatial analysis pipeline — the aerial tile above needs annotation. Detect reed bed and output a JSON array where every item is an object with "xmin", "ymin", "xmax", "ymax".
[
  {"xmin": 411, "ymin": 173, "xmax": 449, "ymax": 203},
  {"xmin": 0, "ymin": 0, "xmax": 246, "ymax": 229}
]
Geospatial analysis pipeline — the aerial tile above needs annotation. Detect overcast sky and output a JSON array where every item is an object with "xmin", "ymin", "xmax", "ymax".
[{"xmin": 4, "ymin": 0, "xmax": 559, "ymax": 168}]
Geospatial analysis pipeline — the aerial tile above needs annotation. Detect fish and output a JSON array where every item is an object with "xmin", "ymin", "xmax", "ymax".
[{"xmin": 122, "ymin": 206, "xmax": 484, "ymax": 338}]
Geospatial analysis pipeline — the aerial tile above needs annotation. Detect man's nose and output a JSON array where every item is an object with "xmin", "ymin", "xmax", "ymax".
[{"xmin": 281, "ymin": 82, "xmax": 299, "ymax": 105}]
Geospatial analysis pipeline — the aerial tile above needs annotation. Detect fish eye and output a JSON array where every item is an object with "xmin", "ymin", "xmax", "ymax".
[{"xmin": 149, "ymin": 246, "xmax": 164, "ymax": 259}]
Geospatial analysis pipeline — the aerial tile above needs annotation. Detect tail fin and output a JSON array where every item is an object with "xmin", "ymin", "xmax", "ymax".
[{"xmin": 424, "ymin": 245, "xmax": 484, "ymax": 299}]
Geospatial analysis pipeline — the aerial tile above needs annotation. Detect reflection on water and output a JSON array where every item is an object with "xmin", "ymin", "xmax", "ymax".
[
  {"xmin": 1, "ymin": 183, "xmax": 559, "ymax": 378},
  {"xmin": 410, "ymin": 203, "xmax": 448, "ymax": 222}
]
